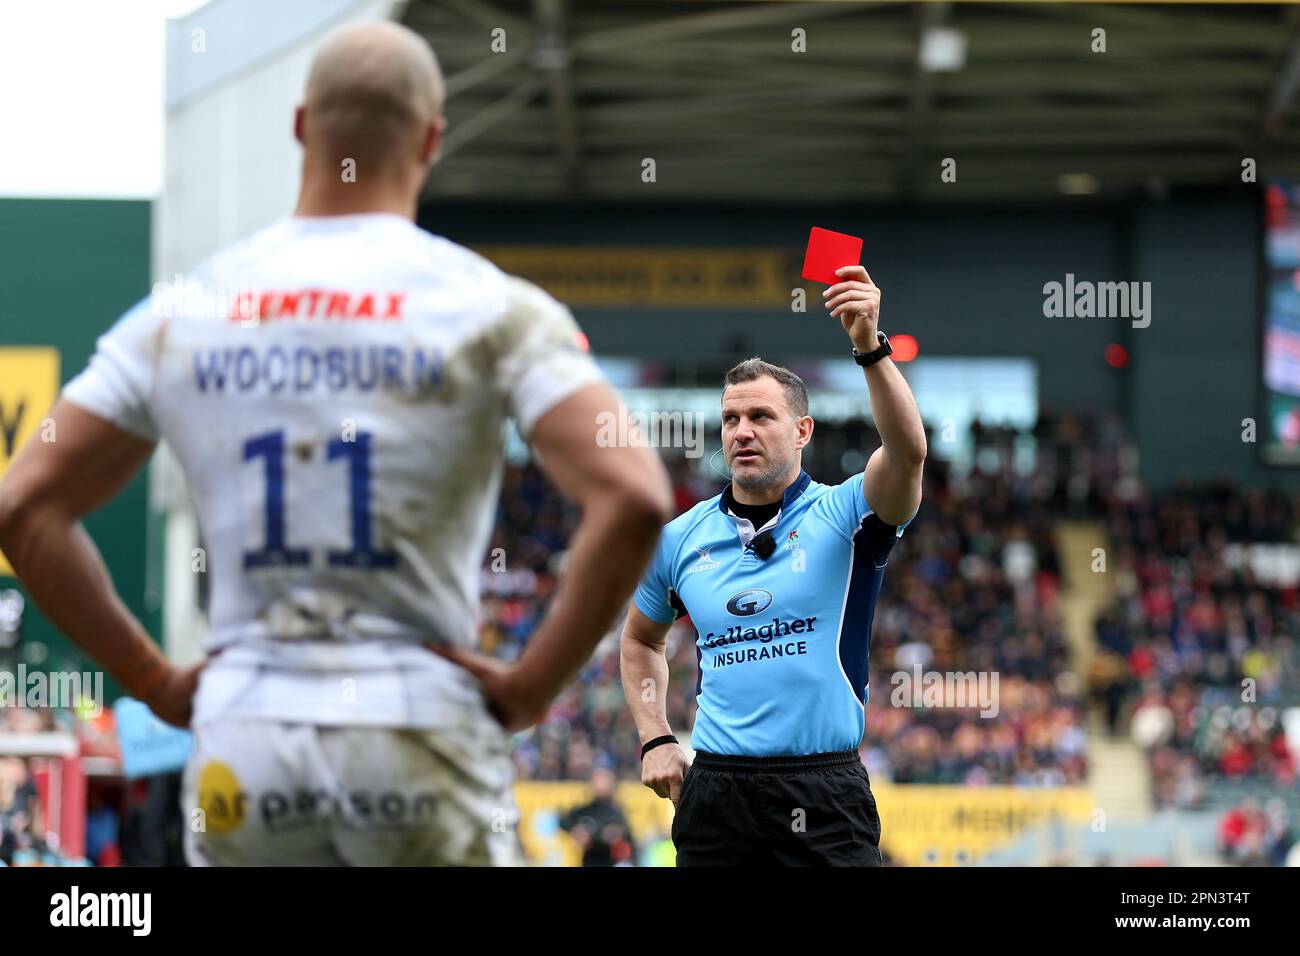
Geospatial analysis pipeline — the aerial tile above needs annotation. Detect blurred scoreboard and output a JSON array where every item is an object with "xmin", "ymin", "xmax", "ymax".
[{"xmin": 1263, "ymin": 181, "xmax": 1300, "ymax": 464}]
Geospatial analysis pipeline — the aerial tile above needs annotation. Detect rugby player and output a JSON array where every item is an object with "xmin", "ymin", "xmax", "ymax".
[{"xmin": 0, "ymin": 22, "xmax": 672, "ymax": 865}]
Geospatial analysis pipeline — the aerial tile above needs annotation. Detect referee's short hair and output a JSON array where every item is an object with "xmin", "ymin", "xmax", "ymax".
[{"xmin": 723, "ymin": 358, "xmax": 809, "ymax": 418}]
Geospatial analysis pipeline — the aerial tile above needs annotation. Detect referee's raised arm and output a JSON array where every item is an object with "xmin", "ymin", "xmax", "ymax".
[{"xmin": 824, "ymin": 264, "xmax": 926, "ymax": 524}]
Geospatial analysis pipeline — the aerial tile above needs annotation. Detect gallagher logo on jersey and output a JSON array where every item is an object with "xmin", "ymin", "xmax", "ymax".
[{"xmin": 726, "ymin": 588, "xmax": 773, "ymax": 616}]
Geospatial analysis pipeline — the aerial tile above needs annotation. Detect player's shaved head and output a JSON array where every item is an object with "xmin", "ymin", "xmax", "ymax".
[{"xmin": 300, "ymin": 21, "xmax": 445, "ymax": 172}]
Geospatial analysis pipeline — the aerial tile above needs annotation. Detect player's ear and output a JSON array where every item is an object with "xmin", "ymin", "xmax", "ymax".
[
  {"xmin": 293, "ymin": 105, "xmax": 306, "ymax": 146},
  {"xmin": 422, "ymin": 116, "xmax": 447, "ymax": 166}
]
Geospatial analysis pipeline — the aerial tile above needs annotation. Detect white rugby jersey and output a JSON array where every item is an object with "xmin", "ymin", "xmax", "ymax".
[{"xmin": 63, "ymin": 213, "xmax": 604, "ymax": 728}]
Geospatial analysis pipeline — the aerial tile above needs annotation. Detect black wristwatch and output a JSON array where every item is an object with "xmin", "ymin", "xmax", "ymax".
[{"xmin": 852, "ymin": 330, "xmax": 893, "ymax": 368}]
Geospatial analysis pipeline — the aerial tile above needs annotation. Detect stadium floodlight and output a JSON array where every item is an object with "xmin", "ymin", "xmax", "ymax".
[{"xmin": 919, "ymin": 27, "xmax": 967, "ymax": 73}]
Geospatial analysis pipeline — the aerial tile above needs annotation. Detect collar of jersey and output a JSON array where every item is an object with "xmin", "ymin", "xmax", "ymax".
[{"xmin": 716, "ymin": 469, "xmax": 812, "ymax": 516}]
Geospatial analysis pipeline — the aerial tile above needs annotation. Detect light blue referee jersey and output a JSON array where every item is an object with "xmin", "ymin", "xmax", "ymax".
[{"xmin": 634, "ymin": 470, "xmax": 910, "ymax": 757}]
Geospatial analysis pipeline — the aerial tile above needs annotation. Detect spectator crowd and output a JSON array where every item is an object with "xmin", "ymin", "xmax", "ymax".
[{"xmin": 1094, "ymin": 479, "xmax": 1300, "ymax": 841}]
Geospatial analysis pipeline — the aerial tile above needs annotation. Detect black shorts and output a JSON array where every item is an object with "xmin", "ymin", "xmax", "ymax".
[{"xmin": 671, "ymin": 749, "xmax": 882, "ymax": 867}]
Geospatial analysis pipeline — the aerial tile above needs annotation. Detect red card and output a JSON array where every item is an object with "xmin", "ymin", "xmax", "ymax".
[{"xmin": 801, "ymin": 227, "xmax": 863, "ymax": 285}]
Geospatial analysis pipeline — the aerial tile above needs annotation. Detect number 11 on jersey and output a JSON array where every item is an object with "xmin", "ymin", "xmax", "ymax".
[{"xmin": 242, "ymin": 429, "xmax": 398, "ymax": 570}]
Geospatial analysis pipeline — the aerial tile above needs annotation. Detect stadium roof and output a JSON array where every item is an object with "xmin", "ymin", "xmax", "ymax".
[{"xmin": 403, "ymin": 0, "xmax": 1300, "ymax": 203}]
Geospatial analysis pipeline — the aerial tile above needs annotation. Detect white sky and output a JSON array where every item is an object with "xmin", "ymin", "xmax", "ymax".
[{"xmin": 0, "ymin": 0, "xmax": 211, "ymax": 199}]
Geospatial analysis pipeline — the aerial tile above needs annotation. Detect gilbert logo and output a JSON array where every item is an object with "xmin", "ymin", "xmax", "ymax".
[
  {"xmin": 50, "ymin": 886, "xmax": 151, "ymax": 936},
  {"xmin": 686, "ymin": 548, "xmax": 719, "ymax": 574}
]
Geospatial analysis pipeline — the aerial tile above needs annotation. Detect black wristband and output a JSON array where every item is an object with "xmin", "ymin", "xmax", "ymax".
[
  {"xmin": 852, "ymin": 330, "xmax": 892, "ymax": 368},
  {"xmin": 640, "ymin": 735, "xmax": 678, "ymax": 760}
]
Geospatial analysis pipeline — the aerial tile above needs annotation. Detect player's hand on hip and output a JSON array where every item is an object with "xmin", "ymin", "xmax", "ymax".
[
  {"xmin": 431, "ymin": 644, "xmax": 549, "ymax": 733},
  {"xmin": 642, "ymin": 742, "xmax": 689, "ymax": 804},
  {"xmin": 823, "ymin": 264, "xmax": 881, "ymax": 350},
  {"xmin": 142, "ymin": 660, "xmax": 207, "ymax": 729}
]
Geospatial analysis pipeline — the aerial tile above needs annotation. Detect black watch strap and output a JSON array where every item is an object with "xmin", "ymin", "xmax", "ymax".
[
  {"xmin": 852, "ymin": 330, "xmax": 892, "ymax": 368},
  {"xmin": 640, "ymin": 735, "xmax": 678, "ymax": 760}
]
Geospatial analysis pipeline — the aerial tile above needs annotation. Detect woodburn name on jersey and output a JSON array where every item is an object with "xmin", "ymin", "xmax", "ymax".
[{"xmin": 191, "ymin": 344, "xmax": 445, "ymax": 396}]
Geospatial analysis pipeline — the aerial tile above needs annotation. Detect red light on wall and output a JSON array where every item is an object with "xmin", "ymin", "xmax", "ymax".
[
  {"xmin": 890, "ymin": 334, "xmax": 919, "ymax": 362},
  {"xmin": 1104, "ymin": 343, "xmax": 1129, "ymax": 368}
]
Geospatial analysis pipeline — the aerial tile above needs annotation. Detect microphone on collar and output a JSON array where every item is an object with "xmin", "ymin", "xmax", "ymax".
[{"xmin": 749, "ymin": 530, "xmax": 777, "ymax": 560}]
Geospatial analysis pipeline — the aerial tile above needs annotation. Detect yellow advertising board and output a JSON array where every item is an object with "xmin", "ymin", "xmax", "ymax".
[
  {"xmin": 473, "ymin": 247, "xmax": 805, "ymax": 308},
  {"xmin": 515, "ymin": 780, "xmax": 677, "ymax": 867},
  {"xmin": 514, "ymin": 780, "xmax": 1094, "ymax": 866},
  {"xmin": 0, "ymin": 348, "xmax": 61, "ymax": 575},
  {"xmin": 872, "ymin": 783, "xmax": 1095, "ymax": 866}
]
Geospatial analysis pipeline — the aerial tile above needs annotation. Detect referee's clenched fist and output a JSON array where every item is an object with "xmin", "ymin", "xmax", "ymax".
[
  {"xmin": 640, "ymin": 735, "xmax": 690, "ymax": 805},
  {"xmin": 620, "ymin": 262, "xmax": 926, "ymax": 866}
]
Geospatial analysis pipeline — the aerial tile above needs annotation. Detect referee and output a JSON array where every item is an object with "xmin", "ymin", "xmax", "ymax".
[{"xmin": 619, "ymin": 264, "xmax": 925, "ymax": 866}]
